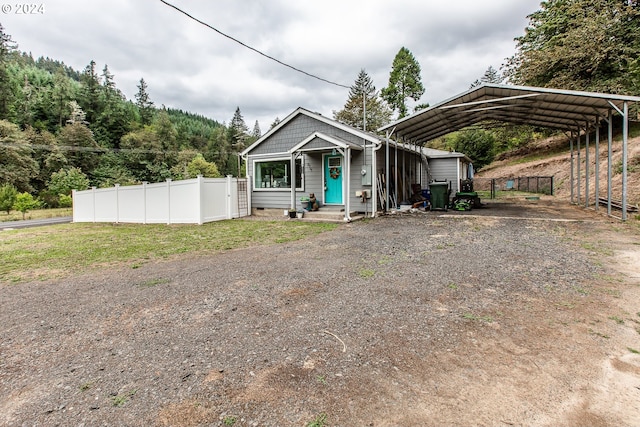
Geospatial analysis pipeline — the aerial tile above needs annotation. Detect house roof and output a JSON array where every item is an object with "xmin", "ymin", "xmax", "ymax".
[
  {"xmin": 240, "ymin": 107, "xmax": 381, "ymax": 156},
  {"xmin": 378, "ymin": 83, "xmax": 640, "ymax": 144}
]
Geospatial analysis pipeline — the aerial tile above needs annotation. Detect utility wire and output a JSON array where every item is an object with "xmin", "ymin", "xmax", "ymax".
[{"xmin": 158, "ymin": 0, "xmax": 350, "ymax": 89}]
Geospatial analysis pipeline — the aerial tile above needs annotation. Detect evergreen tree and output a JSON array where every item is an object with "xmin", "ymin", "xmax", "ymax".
[
  {"xmin": 269, "ymin": 117, "xmax": 281, "ymax": 130},
  {"xmin": 381, "ymin": 47, "xmax": 425, "ymax": 118},
  {"xmin": 228, "ymin": 107, "xmax": 249, "ymax": 147},
  {"xmin": 135, "ymin": 78, "xmax": 154, "ymax": 125},
  {"xmin": 251, "ymin": 120, "xmax": 261, "ymax": 139},
  {"xmin": 51, "ymin": 69, "xmax": 73, "ymax": 128},
  {"xmin": 57, "ymin": 121, "xmax": 101, "ymax": 174},
  {"xmin": 79, "ymin": 60, "xmax": 101, "ymax": 124},
  {"xmin": 334, "ymin": 69, "xmax": 392, "ymax": 132},
  {"xmin": 0, "ymin": 24, "xmax": 17, "ymax": 120},
  {"xmin": 470, "ymin": 66, "xmax": 503, "ymax": 88},
  {"xmin": 0, "ymin": 120, "xmax": 39, "ymax": 192}
]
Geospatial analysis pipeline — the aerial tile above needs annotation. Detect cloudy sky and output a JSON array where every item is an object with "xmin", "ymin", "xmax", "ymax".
[{"xmin": 2, "ymin": 0, "xmax": 541, "ymax": 131}]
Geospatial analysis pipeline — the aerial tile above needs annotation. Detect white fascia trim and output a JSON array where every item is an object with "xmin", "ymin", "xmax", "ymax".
[{"xmin": 289, "ymin": 132, "xmax": 349, "ymax": 153}]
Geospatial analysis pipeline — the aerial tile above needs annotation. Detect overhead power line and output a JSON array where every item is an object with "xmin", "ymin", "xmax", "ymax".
[{"xmin": 158, "ymin": 0, "xmax": 350, "ymax": 89}]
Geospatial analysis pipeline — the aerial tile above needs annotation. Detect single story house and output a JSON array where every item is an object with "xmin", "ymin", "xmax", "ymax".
[{"xmin": 240, "ymin": 107, "xmax": 471, "ymax": 221}]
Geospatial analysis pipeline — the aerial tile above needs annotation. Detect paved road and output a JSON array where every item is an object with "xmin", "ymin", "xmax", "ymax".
[{"xmin": 0, "ymin": 216, "xmax": 73, "ymax": 230}]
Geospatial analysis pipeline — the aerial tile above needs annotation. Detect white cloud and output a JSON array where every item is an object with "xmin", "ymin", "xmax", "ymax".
[{"xmin": 2, "ymin": 0, "xmax": 540, "ymax": 129}]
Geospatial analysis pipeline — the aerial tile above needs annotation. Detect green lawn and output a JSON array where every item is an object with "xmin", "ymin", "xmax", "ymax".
[
  {"xmin": 0, "ymin": 220, "xmax": 338, "ymax": 284},
  {"xmin": 0, "ymin": 208, "xmax": 73, "ymax": 222}
]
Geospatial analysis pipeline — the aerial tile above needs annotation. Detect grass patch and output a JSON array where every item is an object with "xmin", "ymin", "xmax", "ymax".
[
  {"xmin": 358, "ymin": 268, "xmax": 376, "ymax": 278},
  {"xmin": 137, "ymin": 278, "xmax": 171, "ymax": 288},
  {"xmin": 306, "ymin": 413, "xmax": 328, "ymax": 427},
  {"xmin": 222, "ymin": 415, "xmax": 237, "ymax": 426},
  {"xmin": 608, "ymin": 315, "xmax": 625, "ymax": 325},
  {"xmin": 628, "ymin": 347, "xmax": 640, "ymax": 354},
  {"xmin": 111, "ymin": 389, "xmax": 137, "ymax": 407},
  {"xmin": 0, "ymin": 220, "xmax": 338, "ymax": 284},
  {"xmin": 462, "ymin": 313, "xmax": 493, "ymax": 323},
  {"xmin": 0, "ymin": 207, "xmax": 72, "ymax": 222}
]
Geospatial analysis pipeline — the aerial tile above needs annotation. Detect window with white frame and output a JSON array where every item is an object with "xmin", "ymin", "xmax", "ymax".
[{"xmin": 254, "ymin": 158, "xmax": 303, "ymax": 190}]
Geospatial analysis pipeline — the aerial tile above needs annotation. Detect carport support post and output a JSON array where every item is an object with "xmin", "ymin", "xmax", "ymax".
[
  {"xmin": 385, "ymin": 130, "xmax": 390, "ymax": 212},
  {"xmin": 576, "ymin": 127, "xmax": 581, "ymax": 205},
  {"xmin": 570, "ymin": 131, "xmax": 574, "ymax": 204},
  {"xmin": 622, "ymin": 101, "xmax": 629, "ymax": 220},
  {"xmin": 607, "ymin": 110, "xmax": 613, "ymax": 216},
  {"xmin": 585, "ymin": 121, "xmax": 590, "ymax": 209},
  {"xmin": 595, "ymin": 118, "xmax": 600, "ymax": 211}
]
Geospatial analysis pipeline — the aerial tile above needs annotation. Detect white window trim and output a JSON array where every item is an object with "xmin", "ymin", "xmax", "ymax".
[{"xmin": 253, "ymin": 157, "xmax": 304, "ymax": 191}]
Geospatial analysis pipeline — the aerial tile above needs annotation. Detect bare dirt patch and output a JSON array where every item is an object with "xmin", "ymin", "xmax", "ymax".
[{"xmin": 1, "ymin": 200, "xmax": 640, "ymax": 426}]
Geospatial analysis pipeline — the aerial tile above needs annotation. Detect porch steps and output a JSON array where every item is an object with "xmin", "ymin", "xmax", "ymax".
[{"xmin": 299, "ymin": 207, "xmax": 364, "ymax": 222}]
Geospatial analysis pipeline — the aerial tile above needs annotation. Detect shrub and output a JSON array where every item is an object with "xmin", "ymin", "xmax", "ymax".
[
  {"xmin": 0, "ymin": 184, "xmax": 18, "ymax": 214},
  {"xmin": 13, "ymin": 192, "xmax": 42, "ymax": 220}
]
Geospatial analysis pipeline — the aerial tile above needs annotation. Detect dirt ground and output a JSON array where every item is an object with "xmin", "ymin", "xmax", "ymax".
[{"xmin": 1, "ymin": 199, "xmax": 640, "ymax": 426}]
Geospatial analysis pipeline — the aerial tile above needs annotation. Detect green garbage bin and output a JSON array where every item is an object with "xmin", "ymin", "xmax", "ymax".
[{"xmin": 429, "ymin": 181, "xmax": 449, "ymax": 211}]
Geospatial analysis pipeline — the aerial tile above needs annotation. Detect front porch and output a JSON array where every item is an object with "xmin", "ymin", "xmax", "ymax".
[{"xmin": 250, "ymin": 205, "xmax": 365, "ymax": 223}]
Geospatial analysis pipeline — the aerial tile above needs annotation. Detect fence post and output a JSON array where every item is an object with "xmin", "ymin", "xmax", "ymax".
[
  {"xmin": 142, "ymin": 182, "xmax": 148, "ymax": 224},
  {"xmin": 226, "ymin": 175, "xmax": 233, "ymax": 219},
  {"xmin": 115, "ymin": 184, "xmax": 120, "ymax": 224},
  {"xmin": 166, "ymin": 179, "xmax": 172, "ymax": 225},
  {"xmin": 92, "ymin": 187, "xmax": 96, "ymax": 223},
  {"xmin": 197, "ymin": 175, "xmax": 204, "ymax": 225}
]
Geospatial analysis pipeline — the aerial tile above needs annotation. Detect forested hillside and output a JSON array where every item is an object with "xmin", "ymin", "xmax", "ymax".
[{"xmin": 0, "ymin": 24, "xmax": 258, "ymax": 208}]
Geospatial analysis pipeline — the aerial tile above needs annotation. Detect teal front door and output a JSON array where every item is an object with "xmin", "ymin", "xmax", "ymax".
[{"xmin": 324, "ymin": 154, "xmax": 343, "ymax": 204}]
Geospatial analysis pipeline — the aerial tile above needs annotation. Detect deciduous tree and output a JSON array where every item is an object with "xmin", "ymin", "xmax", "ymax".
[{"xmin": 504, "ymin": 0, "xmax": 640, "ymax": 94}]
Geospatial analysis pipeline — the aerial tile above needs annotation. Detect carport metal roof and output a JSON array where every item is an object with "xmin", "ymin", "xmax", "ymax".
[
  {"xmin": 379, "ymin": 83, "xmax": 640, "ymax": 144},
  {"xmin": 378, "ymin": 83, "xmax": 640, "ymax": 220}
]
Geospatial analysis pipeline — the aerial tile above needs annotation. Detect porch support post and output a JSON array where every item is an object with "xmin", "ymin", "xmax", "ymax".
[
  {"xmin": 290, "ymin": 153, "xmax": 296, "ymax": 210},
  {"xmin": 344, "ymin": 147, "xmax": 352, "ymax": 221}
]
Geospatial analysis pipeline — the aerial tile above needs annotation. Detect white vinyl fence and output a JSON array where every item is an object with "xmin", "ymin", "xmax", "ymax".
[{"xmin": 72, "ymin": 176, "xmax": 249, "ymax": 225}]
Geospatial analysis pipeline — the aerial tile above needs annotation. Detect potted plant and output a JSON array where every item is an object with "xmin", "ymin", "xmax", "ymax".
[
  {"xmin": 288, "ymin": 208, "xmax": 297, "ymax": 218},
  {"xmin": 299, "ymin": 196, "xmax": 310, "ymax": 210}
]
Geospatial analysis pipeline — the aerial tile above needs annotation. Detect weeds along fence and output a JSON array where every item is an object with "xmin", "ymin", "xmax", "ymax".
[
  {"xmin": 473, "ymin": 176, "xmax": 554, "ymax": 199},
  {"xmin": 72, "ymin": 176, "xmax": 249, "ymax": 224}
]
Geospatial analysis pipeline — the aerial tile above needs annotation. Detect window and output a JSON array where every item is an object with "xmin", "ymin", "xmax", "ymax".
[{"xmin": 254, "ymin": 158, "xmax": 303, "ymax": 190}]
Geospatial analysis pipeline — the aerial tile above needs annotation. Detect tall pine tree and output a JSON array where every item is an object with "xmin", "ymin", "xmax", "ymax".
[
  {"xmin": 0, "ymin": 24, "xmax": 17, "ymax": 120},
  {"xmin": 381, "ymin": 47, "xmax": 425, "ymax": 118},
  {"xmin": 135, "ymin": 78, "xmax": 154, "ymax": 125},
  {"xmin": 333, "ymin": 69, "xmax": 392, "ymax": 132}
]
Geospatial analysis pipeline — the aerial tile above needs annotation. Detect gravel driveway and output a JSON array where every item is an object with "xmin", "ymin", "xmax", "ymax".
[{"xmin": 2, "ymin": 201, "xmax": 639, "ymax": 426}]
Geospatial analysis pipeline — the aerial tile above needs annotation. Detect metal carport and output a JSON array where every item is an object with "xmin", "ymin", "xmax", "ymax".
[{"xmin": 379, "ymin": 83, "xmax": 640, "ymax": 220}]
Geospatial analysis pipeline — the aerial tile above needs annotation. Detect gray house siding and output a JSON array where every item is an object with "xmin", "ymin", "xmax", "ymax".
[
  {"xmin": 250, "ymin": 114, "xmax": 366, "ymax": 156},
  {"xmin": 428, "ymin": 157, "xmax": 460, "ymax": 194}
]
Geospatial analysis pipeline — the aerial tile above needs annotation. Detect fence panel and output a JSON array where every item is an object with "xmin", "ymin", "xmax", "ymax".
[
  {"xmin": 73, "ymin": 176, "xmax": 248, "ymax": 224},
  {"xmin": 470, "ymin": 176, "xmax": 554, "ymax": 199}
]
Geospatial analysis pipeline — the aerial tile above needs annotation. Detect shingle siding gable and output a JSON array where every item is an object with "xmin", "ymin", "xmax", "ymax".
[{"xmin": 250, "ymin": 114, "xmax": 367, "ymax": 155}]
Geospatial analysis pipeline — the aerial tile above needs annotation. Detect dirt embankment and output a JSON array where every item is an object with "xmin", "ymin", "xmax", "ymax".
[{"xmin": 477, "ymin": 130, "xmax": 640, "ymax": 206}]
